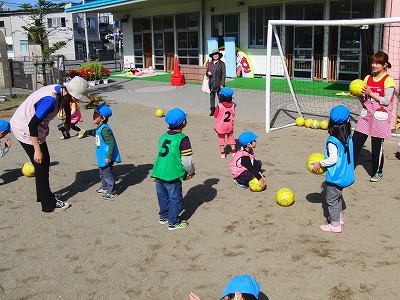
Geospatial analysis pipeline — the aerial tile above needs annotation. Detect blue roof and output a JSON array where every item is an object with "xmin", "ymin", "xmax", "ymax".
[{"xmin": 65, "ymin": 0, "xmax": 140, "ymax": 13}]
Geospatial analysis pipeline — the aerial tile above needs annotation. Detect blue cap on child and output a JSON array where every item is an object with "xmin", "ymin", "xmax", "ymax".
[
  {"xmin": 96, "ymin": 104, "xmax": 112, "ymax": 118},
  {"xmin": 0, "ymin": 119, "xmax": 11, "ymax": 133},
  {"xmin": 219, "ymin": 87, "xmax": 234, "ymax": 97},
  {"xmin": 239, "ymin": 131, "xmax": 258, "ymax": 146},
  {"xmin": 165, "ymin": 108, "xmax": 188, "ymax": 127},
  {"xmin": 330, "ymin": 105, "xmax": 350, "ymax": 124},
  {"xmin": 220, "ymin": 275, "xmax": 260, "ymax": 299}
]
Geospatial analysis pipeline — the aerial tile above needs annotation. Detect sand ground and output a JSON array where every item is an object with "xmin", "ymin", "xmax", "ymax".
[{"xmin": 0, "ymin": 79, "xmax": 400, "ymax": 300}]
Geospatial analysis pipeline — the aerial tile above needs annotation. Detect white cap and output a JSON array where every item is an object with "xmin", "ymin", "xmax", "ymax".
[{"xmin": 65, "ymin": 76, "xmax": 90, "ymax": 102}]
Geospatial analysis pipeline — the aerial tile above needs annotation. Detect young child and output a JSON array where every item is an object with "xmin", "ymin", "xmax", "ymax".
[
  {"xmin": 0, "ymin": 119, "xmax": 12, "ymax": 157},
  {"xmin": 214, "ymin": 87, "xmax": 236, "ymax": 158},
  {"xmin": 58, "ymin": 101, "xmax": 85, "ymax": 139},
  {"xmin": 92, "ymin": 104, "xmax": 121, "ymax": 199},
  {"xmin": 189, "ymin": 274, "xmax": 260, "ymax": 300},
  {"xmin": 230, "ymin": 131, "xmax": 266, "ymax": 190},
  {"xmin": 312, "ymin": 105, "xmax": 354, "ymax": 233},
  {"xmin": 151, "ymin": 108, "xmax": 195, "ymax": 231}
]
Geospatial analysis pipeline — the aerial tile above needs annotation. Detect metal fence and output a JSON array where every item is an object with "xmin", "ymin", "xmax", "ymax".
[{"xmin": 0, "ymin": 57, "xmax": 123, "ymax": 97}]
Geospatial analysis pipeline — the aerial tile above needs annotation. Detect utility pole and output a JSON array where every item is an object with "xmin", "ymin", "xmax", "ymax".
[{"xmin": 83, "ymin": 0, "xmax": 90, "ymax": 61}]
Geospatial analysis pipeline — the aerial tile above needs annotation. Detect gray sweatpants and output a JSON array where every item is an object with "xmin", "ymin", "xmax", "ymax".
[{"xmin": 325, "ymin": 183, "xmax": 343, "ymax": 227}]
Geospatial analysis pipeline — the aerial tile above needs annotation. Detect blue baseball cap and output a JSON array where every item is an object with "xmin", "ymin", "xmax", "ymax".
[
  {"xmin": 0, "ymin": 119, "xmax": 11, "ymax": 133},
  {"xmin": 165, "ymin": 108, "xmax": 188, "ymax": 127},
  {"xmin": 220, "ymin": 275, "xmax": 260, "ymax": 299},
  {"xmin": 330, "ymin": 105, "xmax": 350, "ymax": 124},
  {"xmin": 239, "ymin": 131, "xmax": 258, "ymax": 146},
  {"xmin": 219, "ymin": 87, "xmax": 234, "ymax": 97},
  {"xmin": 96, "ymin": 104, "xmax": 112, "ymax": 118}
]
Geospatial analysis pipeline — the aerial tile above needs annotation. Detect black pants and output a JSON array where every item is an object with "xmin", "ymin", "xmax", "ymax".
[
  {"xmin": 70, "ymin": 122, "xmax": 81, "ymax": 132},
  {"xmin": 353, "ymin": 131, "xmax": 384, "ymax": 176},
  {"xmin": 20, "ymin": 141, "xmax": 56, "ymax": 212}
]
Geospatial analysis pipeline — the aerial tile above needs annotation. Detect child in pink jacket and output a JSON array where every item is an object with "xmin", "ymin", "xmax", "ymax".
[{"xmin": 214, "ymin": 87, "xmax": 236, "ymax": 158}]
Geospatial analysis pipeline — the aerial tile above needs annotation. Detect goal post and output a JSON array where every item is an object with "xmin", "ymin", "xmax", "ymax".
[{"xmin": 265, "ymin": 17, "xmax": 400, "ymax": 132}]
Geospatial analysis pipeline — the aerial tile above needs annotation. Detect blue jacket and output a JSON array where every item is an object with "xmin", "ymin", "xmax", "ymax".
[
  {"xmin": 325, "ymin": 135, "xmax": 355, "ymax": 188},
  {"xmin": 95, "ymin": 124, "xmax": 121, "ymax": 168}
]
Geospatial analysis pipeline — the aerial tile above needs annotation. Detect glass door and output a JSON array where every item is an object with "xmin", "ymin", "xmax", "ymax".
[
  {"xmin": 153, "ymin": 32, "xmax": 164, "ymax": 71},
  {"xmin": 337, "ymin": 26, "xmax": 361, "ymax": 81},
  {"xmin": 293, "ymin": 26, "xmax": 313, "ymax": 79}
]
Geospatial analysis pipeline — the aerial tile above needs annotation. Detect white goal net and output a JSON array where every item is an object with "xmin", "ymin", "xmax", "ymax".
[{"xmin": 265, "ymin": 17, "xmax": 400, "ymax": 132}]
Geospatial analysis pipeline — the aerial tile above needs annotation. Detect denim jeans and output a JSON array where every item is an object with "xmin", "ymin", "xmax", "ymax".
[
  {"xmin": 99, "ymin": 162, "xmax": 116, "ymax": 194},
  {"xmin": 155, "ymin": 179, "xmax": 183, "ymax": 225}
]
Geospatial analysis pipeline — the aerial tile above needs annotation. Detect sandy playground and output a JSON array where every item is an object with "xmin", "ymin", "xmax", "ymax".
[{"xmin": 0, "ymin": 79, "xmax": 400, "ymax": 300}]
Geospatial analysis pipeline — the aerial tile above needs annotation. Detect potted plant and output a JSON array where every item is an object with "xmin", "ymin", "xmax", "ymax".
[
  {"xmin": 78, "ymin": 68, "xmax": 96, "ymax": 86},
  {"xmin": 87, "ymin": 95, "xmax": 104, "ymax": 109},
  {"xmin": 102, "ymin": 67, "xmax": 110, "ymax": 84}
]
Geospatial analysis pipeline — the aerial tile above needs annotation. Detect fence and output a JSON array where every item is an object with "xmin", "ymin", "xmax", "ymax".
[{"xmin": 0, "ymin": 58, "xmax": 123, "ymax": 97}]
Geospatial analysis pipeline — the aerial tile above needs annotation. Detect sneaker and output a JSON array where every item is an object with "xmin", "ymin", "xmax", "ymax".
[
  {"xmin": 220, "ymin": 153, "xmax": 226, "ymax": 159},
  {"xmin": 60, "ymin": 135, "xmax": 65, "ymax": 140},
  {"xmin": 168, "ymin": 220, "xmax": 188, "ymax": 230},
  {"xmin": 370, "ymin": 173, "xmax": 382, "ymax": 182},
  {"xmin": 391, "ymin": 129, "xmax": 400, "ymax": 137},
  {"xmin": 54, "ymin": 199, "xmax": 71, "ymax": 211},
  {"xmin": 78, "ymin": 129, "xmax": 86, "ymax": 139},
  {"xmin": 102, "ymin": 193, "xmax": 118, "ymax": 199},
  {"xmin": 233, "ymin": 179, "xmax": 247, "ymax": 189},
  {"xmin": 96, "ymin": 188, "xmax": 108, "ymax": 194},
  {"xmin": 159, "ymin": 217, "xmax": 168, "ymax": 225},
  {"xmin": 320, "ymin": 224, "xmax": 342, "ymax": 233}
]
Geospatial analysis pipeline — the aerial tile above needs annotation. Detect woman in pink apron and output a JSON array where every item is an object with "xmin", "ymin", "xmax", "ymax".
[{"xmin": 353, "ymin": 51, "xmax": 397, "ymax": 182}]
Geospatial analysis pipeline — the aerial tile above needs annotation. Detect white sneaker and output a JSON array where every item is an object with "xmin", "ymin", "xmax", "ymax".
[
  {"xmin": 54, "ymin": 199, "xmax": 71, "ymax": 211},
  {"xmin": 78, "ymin": 129, "xmax": 86, "ymax": 139}
]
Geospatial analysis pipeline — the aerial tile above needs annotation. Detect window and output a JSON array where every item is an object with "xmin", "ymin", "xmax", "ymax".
[
  {"xmin": 330, "ymin": 0, "xmax": 375, "ymax": 19},
  {"xmin": 249, "ymin": 6, "xmax": 281, "ymax": 48},
  {"xmin": 20, "ymin": 40, "xmax": 28, "ymax": 52},
  {"xmin": 87, "ymin": 18, "xmax": 96, "ymax": 29},
  {"xmin": 176, "ymin": 12, "xmax": 199, "ymax": 65},
  {"xmin": 7, "ymin": 44, "xmax": 13, "ymax": 52},
  {"xmin": 0, "ymin": 21, "xmax": 4, "ymax": 27},
  {"xmin": 47, "ymin": 17, "xmax": 66, "ymax": 28},
  {"xmin": 211, "ymin": 14, "xmax": 239, "ymax": 47}
]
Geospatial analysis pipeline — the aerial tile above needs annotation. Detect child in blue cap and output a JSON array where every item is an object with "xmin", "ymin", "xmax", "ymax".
[
  {"xmin": 92, "ymin": 104, "xmax": 121, "ymax": 199},
  {"xmin": 312, "ymin": 105, "xmax": 354, "ymax": 233},
  {"xmin": 0, "ymin": 119, "xmax": 12, "ymax": 157},
  {"xmin": 151, "ymin": 108, "xmax": 195, "ymax": 230},
  {"xmin": 189, "ymin": 274, "xmax": 260, "ymax": 300},
  {"xmin": 230, "ymin": 131, "xmax": 266, "ymax": 190},
  {"xmin": 214, "ymin": 87, "xmax": 237, "ymax": 158}
]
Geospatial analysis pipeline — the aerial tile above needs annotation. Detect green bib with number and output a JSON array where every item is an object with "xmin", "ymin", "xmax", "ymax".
[{"xmin": 151, "ymin": 132, "xmax": 186, "ymax": 181}]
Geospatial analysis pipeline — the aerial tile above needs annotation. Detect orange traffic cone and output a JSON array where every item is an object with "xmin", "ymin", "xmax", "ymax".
[{"xmin": 171, "ymin": 56, "xmax": 185, "ymax": 86}]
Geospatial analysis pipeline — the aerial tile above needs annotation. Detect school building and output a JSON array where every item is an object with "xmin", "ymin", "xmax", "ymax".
[{"xmin": 66, "ymin": 0, "xmax": 400, "ymax": 83}]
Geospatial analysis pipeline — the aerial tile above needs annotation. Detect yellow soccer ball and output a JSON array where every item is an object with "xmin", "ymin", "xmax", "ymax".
[
  {"xmin": 311, "ymin": 120, "xmax": 320, "ymax": 129},
  {"xmin": 22, "ymin": 162, "xmax": 35, "ymax": 177},
  {"xmin": 307, "ymin": 152, "xmax": 326, "ymax": 174},
  {"xmin": 296, "ymin": 116, "xmax": 305, "ymax": 127},
  {"xmin": 349, "ymin": 79, "xmax": 366, "ymax": 96},
  {"xmin": 320, "ymin": 120, "xmax": 329, "ymax": 130},
  {"xmin": 304, "ymin": 119, "xmax": 313, "ymax": 128},
  {"xmin": 276, "ymin": 188, "xmax": 295, "ymax": 207},
  {"xmin": 155, "ymin": 109, "xmax": 165, "ymax": 117},
  {"xmin": 248, "ymin": 177, "xmax": 265, "ymax": 192}
]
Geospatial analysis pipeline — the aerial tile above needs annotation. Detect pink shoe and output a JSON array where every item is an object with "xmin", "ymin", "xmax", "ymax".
[{"xmin": 320, "ymin": 224, "xmax": 342, "ymax": 233}]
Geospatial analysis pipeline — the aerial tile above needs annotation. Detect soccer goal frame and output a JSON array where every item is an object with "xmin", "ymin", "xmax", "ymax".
[{"xmin": 265, "ymin": 17, "xmax": 400, "ymax": 132}]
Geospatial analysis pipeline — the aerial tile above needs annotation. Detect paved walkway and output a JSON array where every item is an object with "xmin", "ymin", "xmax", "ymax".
[{"xmin": 91, "ymin": 78, "xmax": 267, "ymax": 126}]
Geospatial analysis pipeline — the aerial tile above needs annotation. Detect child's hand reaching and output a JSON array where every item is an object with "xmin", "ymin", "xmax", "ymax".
[
  {"xmin": 311, "ymin": 161, "xmax": 322, "ymax": 173},
  {"xmin": 5, "ymin": 139, "xmax": 12, "ymax": 148},
  {"xmin": 259, "ymin": 176, "xmax": 266, "ymax": 189},
  {"xmin": 189, "ymin": 292, "xmax": 201, "ymax": 300}
]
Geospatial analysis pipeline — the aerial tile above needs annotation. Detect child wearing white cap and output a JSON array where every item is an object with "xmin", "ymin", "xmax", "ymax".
[
  {"xmin": 151, "ymin": 108, "xmax": 195, "ymax": 230},
  {"xmin": 0, "ymin": 119, "xmax": 12, "ymax": 157},
  {"xmin": 312, "ymin": 105, "xmax": 355, "ymax": 233}
]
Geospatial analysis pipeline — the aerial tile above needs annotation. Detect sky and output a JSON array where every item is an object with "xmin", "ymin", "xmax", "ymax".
[{"xmin": 3, "ymin": 0, "xmax": 77, "ymax": 10}]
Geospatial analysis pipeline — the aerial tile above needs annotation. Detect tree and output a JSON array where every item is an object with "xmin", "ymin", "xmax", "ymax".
[{"xmin": 19, "ymin": 0, "xmax": 71, "ymax": 85}]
